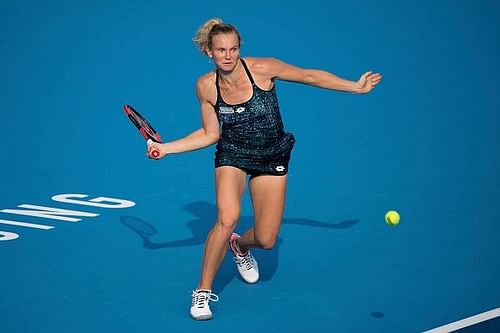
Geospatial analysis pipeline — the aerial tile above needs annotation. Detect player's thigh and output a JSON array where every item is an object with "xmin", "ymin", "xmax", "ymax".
[
  {"xmin": 215, "ymin": 166, "xmax": 247, "ymax": 225},
  {"xmin": 249, "ymin": 174, "xmax": 287, "ymax": 240}
]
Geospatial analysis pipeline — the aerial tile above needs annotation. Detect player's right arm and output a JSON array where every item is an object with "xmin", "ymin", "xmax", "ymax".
[{"xmin": 148, "ymin": 74, "xmax": 220, "ymax": 159}]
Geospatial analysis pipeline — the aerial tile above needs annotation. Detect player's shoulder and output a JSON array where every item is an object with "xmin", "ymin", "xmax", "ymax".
[
  {"xmin": 196, "ymin": 71, "xmax": 217, "ymax": 102},
  {"xmin": 196, "ymin": 71, "xmax": 216, "ymax": 91},
  {"xmin": 244, "ymin": 56, "xmax": 280, "ymax": 67},
  {"xmin": 244, "ymin": 57, "xmax": 285, "ymax": 75},
  {"xmin": 197, "ymin": 71, "xmax": 216, "ymax": 87}
]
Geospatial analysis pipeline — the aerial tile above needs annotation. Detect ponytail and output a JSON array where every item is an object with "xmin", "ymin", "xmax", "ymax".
[{"xmin": 193, "ymin": 18, "xmax": 241, "ymax": 56}]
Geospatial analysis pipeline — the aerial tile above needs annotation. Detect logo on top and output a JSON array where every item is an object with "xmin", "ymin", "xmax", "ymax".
[{"xmin": 219, "ymin": 106, "xmax": 246, "ymax": 114}]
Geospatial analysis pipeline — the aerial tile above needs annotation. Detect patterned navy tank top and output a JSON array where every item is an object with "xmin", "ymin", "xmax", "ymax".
[{"xmin": 214, "ymin": 58, "xmax": 295, "ymax": 175}]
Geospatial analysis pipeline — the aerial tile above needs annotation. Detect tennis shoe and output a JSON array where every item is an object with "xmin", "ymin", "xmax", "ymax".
[
  {"xmin": 190, "ymin": 289, "xmax": 219, "ymax": 320},
  {"xmin": 229, "ymin": 233, "xmax": 259, "ymax": 284}
]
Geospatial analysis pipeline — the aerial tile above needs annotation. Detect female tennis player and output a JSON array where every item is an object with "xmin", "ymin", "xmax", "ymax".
[{"xmin": 147, "ymin": 18, "xmax": 382, "ymax": 320}]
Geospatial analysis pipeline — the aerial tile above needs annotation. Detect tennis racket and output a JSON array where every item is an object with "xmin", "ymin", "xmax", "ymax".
[{"xmin": 123, "ymin": 104, "xmax": 161, "ymax": 158}]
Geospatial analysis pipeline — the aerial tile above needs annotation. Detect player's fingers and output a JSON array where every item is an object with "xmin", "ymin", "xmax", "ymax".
[
  {"xmin": 372, "ymin": 78, "xmax": 382, "ymax": 86},
  {"xmin": 362, "ymin": 71, "xmax": 373, "ymax": 79},
  {"xmin": 146, "ymin": 141, "xmax": 155, "ymax": 159},
  {"xmin": 358, "ymin": 72, "xmax": 369, "ymax": 84},
  {"xmin": 147, "ymin": 141, "xmax": 158, "ymax": 153},
  {"xmin": 370, "ymin": 74, "xmax": 382, "ymax": 83}
]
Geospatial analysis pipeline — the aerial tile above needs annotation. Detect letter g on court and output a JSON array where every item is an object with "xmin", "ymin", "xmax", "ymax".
[{"xmin": 51, "ymin": 194, "xmax": 136, "ymax": 209}]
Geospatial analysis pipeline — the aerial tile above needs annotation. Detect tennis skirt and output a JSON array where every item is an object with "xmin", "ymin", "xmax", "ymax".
[{"xmin": 214, "ymin": 132, "xmax": 295, "ymax": 177}]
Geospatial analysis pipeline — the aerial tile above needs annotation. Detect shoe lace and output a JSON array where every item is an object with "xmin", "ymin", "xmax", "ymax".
[
  {"xmin": 233, "ymin": 253, "xmax": 255, "ymax": 271},
  {"xmin": 191, "ymin": 290, "xmax": 219, "ymax": 308}
]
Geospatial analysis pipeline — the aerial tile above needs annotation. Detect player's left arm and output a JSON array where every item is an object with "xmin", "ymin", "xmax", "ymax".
[{"xmin": 257, "ymin": 57, "xmax": 382, "ymax": 94}]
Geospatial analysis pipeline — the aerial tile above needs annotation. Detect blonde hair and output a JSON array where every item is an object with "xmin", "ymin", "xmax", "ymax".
[{"xmin": 193, "ymin": 18, "xmax": 241, "ymax": 56}]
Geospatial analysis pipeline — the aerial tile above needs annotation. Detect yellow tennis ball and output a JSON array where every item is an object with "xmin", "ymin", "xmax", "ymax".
[{"xmin": 385, "ymin": 210, "xmax": 400, "ymax": 226}]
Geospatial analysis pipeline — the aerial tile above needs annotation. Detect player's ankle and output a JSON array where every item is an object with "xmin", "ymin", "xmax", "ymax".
[{"xmin": 235, "ymin": 239, "xmax": 249, "ymax": 255}]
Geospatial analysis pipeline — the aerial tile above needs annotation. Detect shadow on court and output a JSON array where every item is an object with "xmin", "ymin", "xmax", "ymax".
[
  {"xmin": 120, "ymin": 201, "xmax": 359, "ymax": 249},
  {"xmin": 121, "ymin": 201, "xmax": 359, "ymax": 291}
]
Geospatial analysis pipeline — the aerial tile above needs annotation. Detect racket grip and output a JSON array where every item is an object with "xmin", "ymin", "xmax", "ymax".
[
  {"xmin": 147, "ymin": 139, "xmax": 160, "ymax": 159},
  {"xmin": 151, "ymin": 149, "xmax": 160, "ymax": 158}
]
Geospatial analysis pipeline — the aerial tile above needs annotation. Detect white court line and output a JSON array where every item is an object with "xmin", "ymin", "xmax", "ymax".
[
  {"xmin": 0, "ymin": 219, "xmax": 54, "ymax": 230},
  {"xmin": 423, "ymin": 307, "xmax": 500, "ymax": 333}
]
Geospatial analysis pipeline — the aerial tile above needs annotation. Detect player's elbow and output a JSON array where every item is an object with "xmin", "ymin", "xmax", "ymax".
[
  {"xmin": 206, "ymin": 131, "xmax": 220, "ymax": 144},
  {"xmin": 304, "ymin": 71, "xmax": 318, "ymax": 85}
]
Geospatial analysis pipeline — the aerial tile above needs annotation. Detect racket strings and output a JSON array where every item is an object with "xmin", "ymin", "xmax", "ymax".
[{"xmin": 126, "ymin": 108, "xmax": 162, "ymax": 142}]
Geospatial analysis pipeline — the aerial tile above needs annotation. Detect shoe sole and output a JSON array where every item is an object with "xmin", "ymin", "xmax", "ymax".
[
  {"xmin": 191, "ymin": 314, "xmax": 212, "ymax": 321},
  {"xmin": 239, "ymin": 271, "xmax": 259, "ymax": 284}
]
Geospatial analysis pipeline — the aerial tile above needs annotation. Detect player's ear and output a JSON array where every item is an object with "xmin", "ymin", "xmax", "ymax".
[{"xmin": 206, "ymin": 47, "xmax": 213, "ymax": 58}]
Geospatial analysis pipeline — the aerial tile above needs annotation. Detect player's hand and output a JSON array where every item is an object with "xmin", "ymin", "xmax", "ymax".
[
  {"xmin": 356, "ymin": 71, "xmax": 382, "ymax": 93},
  {"xmin": 146, "ymin": 140, "xmax": 167, "ymax": 160}
]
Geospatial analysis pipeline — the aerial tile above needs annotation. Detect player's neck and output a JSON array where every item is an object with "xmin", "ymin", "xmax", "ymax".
[{"xmin": 219, "ymin": 60, "xmax": 244, "ymax": 87}]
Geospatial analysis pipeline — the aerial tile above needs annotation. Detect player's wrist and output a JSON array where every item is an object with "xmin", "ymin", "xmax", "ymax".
[
  {"xmin": 352, "ymin": 81, "xmax": 363, "ymax": 93},
  {"xmin": 161, "ymin": 143, "xmax": 173, "ymax": 155}
]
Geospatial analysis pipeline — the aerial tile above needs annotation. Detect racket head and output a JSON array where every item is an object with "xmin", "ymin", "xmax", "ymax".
[{"xmin": 123, "ymin": 104, "xmax": 162, "ymax": 143}]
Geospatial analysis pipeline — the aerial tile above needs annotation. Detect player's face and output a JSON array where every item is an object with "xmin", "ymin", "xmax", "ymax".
[{"xmin": 208, "ymin": 32, "xmax": 240, "ymax": 73}]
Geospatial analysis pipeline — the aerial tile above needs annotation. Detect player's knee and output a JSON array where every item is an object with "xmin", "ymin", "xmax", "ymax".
[
  {"xmin": 216, "ymin": 212, "xmax": 239, "ymax": 232},
  {"xmin": 255, "ymin": 234, "xmax": 276, "ymax": 250}
]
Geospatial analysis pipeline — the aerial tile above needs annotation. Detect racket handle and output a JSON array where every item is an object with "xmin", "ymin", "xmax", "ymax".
[
  {"xmin": 151, "ymin": 149, "xmax": 160, "ymax": 158},
  {"xmin": 147, "ymin": 139, "xmax": 160, "ymax": 159}
]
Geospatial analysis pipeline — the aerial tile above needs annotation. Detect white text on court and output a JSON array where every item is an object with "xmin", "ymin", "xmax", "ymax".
[{"xmin": 0, "ymin": 194, "xmax": 136, "ymax": 242}]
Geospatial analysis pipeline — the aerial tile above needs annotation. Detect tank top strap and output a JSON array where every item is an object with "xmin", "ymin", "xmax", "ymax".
[
  {"xmin": 240, "ymin": 58, "xmax": 255, "ymax": 85},
  {"xmin": 215, "ymin": 69, "xmax": 222, "ymax": 99}
]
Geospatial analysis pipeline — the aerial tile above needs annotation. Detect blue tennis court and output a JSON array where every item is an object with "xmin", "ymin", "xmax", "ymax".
[{"xmin": 1, "ymin": 0, "xmax": 499, "ymax": 332}]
